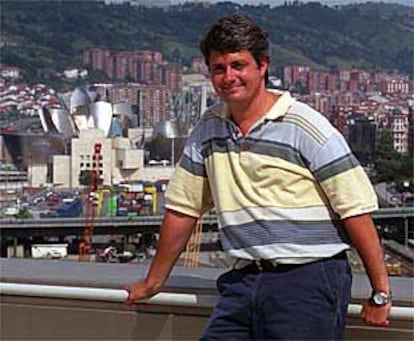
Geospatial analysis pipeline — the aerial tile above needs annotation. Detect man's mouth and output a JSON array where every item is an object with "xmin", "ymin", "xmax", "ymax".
[{"xmin": 222, "ymin": 84, "xmax": 243, "ymax": 92}]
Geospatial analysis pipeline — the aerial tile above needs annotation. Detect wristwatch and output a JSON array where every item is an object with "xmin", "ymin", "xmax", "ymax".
[{"xmin": 370, "ymin": 291, "xmax": 392, "ymax": 306}]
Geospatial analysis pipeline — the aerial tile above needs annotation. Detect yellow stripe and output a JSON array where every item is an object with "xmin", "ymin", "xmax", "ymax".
[
  {"xmin": 166, "ymin": 156, "xmax": 377, "ymax": 220},
  {"xmin": 206, "ymin": 152, "xmax": 328, "ymax": 212},
  {"xmin": 320, "ymin": 167, "xmax": 378, "ymax": 219},
  {"xmin": 165, "ymin": 166, "xmax": 212, "ymax": 217}
]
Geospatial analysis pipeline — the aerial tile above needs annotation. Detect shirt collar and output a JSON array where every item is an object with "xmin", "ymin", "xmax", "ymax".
[
  {"xmin": 264, "ymin": 90, "xmax": 296, "ymax": 121},
  {"xmin": 210, "ymin": 90, "xmax": 295, "ymax": 121}
]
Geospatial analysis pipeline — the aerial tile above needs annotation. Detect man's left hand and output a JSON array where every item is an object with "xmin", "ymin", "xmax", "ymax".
[{"xmin": 361, "ymin": 301, "xmax": 391, "ymax": 326}]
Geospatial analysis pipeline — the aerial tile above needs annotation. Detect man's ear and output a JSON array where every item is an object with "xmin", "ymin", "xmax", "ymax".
[{"xmin": 259, "ymin": 57, "xmax": 269, "ymax": 75}]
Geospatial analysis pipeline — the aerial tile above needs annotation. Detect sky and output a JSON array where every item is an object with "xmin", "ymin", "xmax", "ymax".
[{"xmin": 173, "ymin": 0, "xmax": 413, "ymax": 6}]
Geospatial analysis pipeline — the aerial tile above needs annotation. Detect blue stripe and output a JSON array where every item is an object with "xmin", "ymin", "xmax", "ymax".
[
  {"xmin": 200, "ymin": 136, "xmax": 308, "ymax": 168},
  {"xmin": 219, "ymin": 219, "xmax": 349, "ymax": 251},
  {"xmin": 314, "ymin": 153, "xmax": 360, "ymax": 182},
  {"xmin": 246, "ymin": 138, "xmax": 307, "ymax": 168},
  {"xmin": 201, "ymin": 137, "xmax": 238, "ymax": 158},
  {"xmin": 180, "ymin": 154, "xmax": 206, "ymax": 177}
]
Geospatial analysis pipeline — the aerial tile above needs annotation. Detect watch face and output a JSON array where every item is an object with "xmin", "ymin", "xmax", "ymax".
[
  {"xmin": 371, "ymin": 292, "xmax": 390, "ymax": 306},
  {"xmin": 373, "ymin": 293, "xmax": 385, "ymax": 305}
]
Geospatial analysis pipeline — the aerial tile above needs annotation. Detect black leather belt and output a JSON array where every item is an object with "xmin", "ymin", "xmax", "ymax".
[
  {"xmin": 234, "ymin": 251, "xmax": 347, "ymax": 273},
  {"xmin": 235, "ymin": 259, "xmax": 300, "ymax": 273}
]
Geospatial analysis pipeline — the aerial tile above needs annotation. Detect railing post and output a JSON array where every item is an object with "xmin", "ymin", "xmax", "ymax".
[{"xmin": 404, "ymin": 217, "xmax": 408, "ymax": 248}]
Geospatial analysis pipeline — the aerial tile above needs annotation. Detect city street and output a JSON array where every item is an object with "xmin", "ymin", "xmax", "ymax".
[{"xmin": 375, "ymin": 182, "xmax": 403, "ymax": 205}]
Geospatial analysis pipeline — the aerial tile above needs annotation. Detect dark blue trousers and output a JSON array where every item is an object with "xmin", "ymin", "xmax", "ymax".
[{"xmin": 201, "ymin": 253, "xmax": 352, "ymax": 340}]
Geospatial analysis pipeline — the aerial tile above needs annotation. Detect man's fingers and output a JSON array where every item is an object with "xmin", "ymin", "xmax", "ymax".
[
  {"xmin": 124, "ymin": 286, "xmax": 135, "ymax": 306},
  {"xmin": 369, "ymin": 320, "xmax": 390, "ymax": 327},
  {"xmin": 124, "ymin": 281, "xmax": 156, "ymax": 306},
  {"xmin": 362, "ymin": 316, "xmax": 390, "ymax": 327},
  {"xmin": 382, "ymin": 320, "xmax": 390, "ymax": 327}
]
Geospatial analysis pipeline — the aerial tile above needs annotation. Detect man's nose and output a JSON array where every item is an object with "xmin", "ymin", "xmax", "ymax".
[{"xmin": 223, "ymin": 67, "xmax": 236, "ymax": 81}]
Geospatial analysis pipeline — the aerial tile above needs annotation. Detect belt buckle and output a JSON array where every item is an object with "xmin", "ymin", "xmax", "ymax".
[
  {"xmin": 233, "ymin": 259, "xmax": 251, "ymax": 270},
  {"xmin": 257, "ymin": 259, "xmax": 278, "ymax": 271},
  {"xmin": 255, "ymin": 259, "xmax": 264, "ymax": 271},
  {"xmin": 269, "ymin": 259, "xmax": 278, "ymax": 268}
]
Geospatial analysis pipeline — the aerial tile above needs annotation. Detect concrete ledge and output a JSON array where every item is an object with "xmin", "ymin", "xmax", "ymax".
[{"xmin": 1, "ymin": 258, "xmax": 413, "ymax": 340}]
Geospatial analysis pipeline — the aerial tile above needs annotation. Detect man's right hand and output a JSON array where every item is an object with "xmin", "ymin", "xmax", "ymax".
[
  {"xmin": 124, "ymin": 210, "xmax": 198, "ymax": 306},
  {"xmin": 125, "ymin": 280, "xmax": 160, "ymax": 306}
]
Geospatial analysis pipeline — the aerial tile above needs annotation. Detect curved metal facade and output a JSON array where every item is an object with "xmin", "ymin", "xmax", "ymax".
[
  {"xmin": 70, "ymin": 87, "xmax": 90, "ymax": 114},
  {"xmin": 36, "ymin": 86, "xmax": 135, "ymax": 138},
  {"xmin": 113, "ymin": 102, "xmax": 132, "ymax": 118},
  {"xmin": 49, "ymin": 108, "xmax": 77, "ymax": 138},
  {"xmin": 154, "ymin": 120, "xmax": 190, "ymax": 138},
  {"xmin": 90, "ymin": 101, "xmax": 113, "ymax": 138}
]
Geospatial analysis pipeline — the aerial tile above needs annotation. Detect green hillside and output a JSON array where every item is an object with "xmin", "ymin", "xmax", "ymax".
[{"xmin": 1, "ymin": 0, "xmax": 413, "ymax": 82}]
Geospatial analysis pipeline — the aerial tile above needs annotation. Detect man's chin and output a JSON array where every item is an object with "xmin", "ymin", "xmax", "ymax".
[
  {"xmin": 222, "ymin": 89, "xmax": 245, "ymax": 101},
  {"xmin": 221, "ymin": 86, "xmax": 243, "ymax": 94}
]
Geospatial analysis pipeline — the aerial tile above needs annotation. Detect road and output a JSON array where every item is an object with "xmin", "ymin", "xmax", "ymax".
[{"xmin": 375, "ymin": 182, "xmax": 403, "ymax": 205}]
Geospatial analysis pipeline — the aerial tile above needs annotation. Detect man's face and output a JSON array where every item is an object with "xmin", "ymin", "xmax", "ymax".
[{"xmin": 208, "ymin": 49, "xmax": 268, "ymax": 105}]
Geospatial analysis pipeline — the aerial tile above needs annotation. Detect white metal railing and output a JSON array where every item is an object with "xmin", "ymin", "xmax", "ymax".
[
  {"xmin": 1, "ymin": 282, "xmax": 413, "ymax": 320},
  {"xmin": 0, "ymin": 282, "xmax": 217, "ymax": 308}
]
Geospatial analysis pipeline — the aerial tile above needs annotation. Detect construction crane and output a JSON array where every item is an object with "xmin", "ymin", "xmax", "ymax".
[
  {"xmin": 184, "ymin": 216, "xmax": 203, "ymax": 268},
  {"xmin": 78, "ymin": 143, "xmax": 102, "ymax": 262}
]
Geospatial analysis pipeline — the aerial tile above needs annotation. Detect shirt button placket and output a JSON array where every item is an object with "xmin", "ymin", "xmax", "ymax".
[{"xmin": 239, "ymin": 140, "xmax": 249, "ymax": 163}]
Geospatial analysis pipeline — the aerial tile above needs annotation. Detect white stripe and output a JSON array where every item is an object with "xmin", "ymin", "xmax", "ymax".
[
  {"xmin": 219, "ymin": 206, "xmax": 335, "ymax": 227},
  {"xmin": 227, "ymin": 244, "xmax": 349, "ymax": 261}
]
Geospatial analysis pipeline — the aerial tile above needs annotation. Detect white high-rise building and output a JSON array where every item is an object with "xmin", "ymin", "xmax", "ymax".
[{"xmin": 390, "ymin": 112, "xmax": 409, "ymax": 154}]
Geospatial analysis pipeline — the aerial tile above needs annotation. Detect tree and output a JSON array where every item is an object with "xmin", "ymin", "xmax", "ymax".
[
  {"xmin": 374, "ymin": 129, "xmax": 414, "ymax": 207},
  {"xmin": 79, "ymin": 170, "xmax": 103, "ymax": 186},
  {"xmin": 79, "ymin": 170, "xmax": 91, "ymax": 186},
  {"xmin": 374, "ymin": 129, "xmax": 403, "ymax": 183},
  {"xmin": 16, "ymin": 207, "xmax": 33, "ymax": 219}
]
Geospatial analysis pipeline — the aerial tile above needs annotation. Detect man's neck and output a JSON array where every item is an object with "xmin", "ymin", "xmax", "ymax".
[{"xmin": 229, "ymin": 90, "xmax": 278, "ymax": 135}]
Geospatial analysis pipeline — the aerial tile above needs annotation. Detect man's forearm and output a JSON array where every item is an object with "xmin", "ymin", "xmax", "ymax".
[
  {"xmin": 343, "ymin": 213, "xmax": 392, "ymax": 326},
  {"xmin": 343, "ymin": 213, "xmax": 390, "ymax": 293},
  {"xmin": 144, "ymin": 209, "xmax": 198, "ymax": 291}
]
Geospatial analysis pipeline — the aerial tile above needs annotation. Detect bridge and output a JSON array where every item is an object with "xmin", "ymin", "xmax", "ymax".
[
  {"xmin": 0, "ymin": 207, "xmax": 412, "ymax": 238},
  {"xmin": 0, "ymin": 215, "xmax": 217, "ymax": 238}
]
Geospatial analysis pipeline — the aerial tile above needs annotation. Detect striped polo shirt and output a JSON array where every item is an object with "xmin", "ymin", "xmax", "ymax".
[{"xmin": 165, "ymin": 90, "xmax": 378, "ymax": 263}]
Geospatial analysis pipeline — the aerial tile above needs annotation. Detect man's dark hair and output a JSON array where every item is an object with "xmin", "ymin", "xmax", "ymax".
[{"xmin": 199, "ymin": 13, "xmax": 270, "ymax": 83}]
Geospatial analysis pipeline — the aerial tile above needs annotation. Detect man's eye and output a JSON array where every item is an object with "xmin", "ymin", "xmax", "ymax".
[
  {"xmin": 232, "ymin": 63, "xmax": 246, "ymax": 70},
  {"xmin": 211, "ymin": 67, "xmax": 224, "ymax": 74}
]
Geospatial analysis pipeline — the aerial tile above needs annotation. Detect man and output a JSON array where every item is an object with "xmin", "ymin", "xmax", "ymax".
[{"xmin": 127, "ymin": 14, "xmax": 391, "ymax": 340}]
